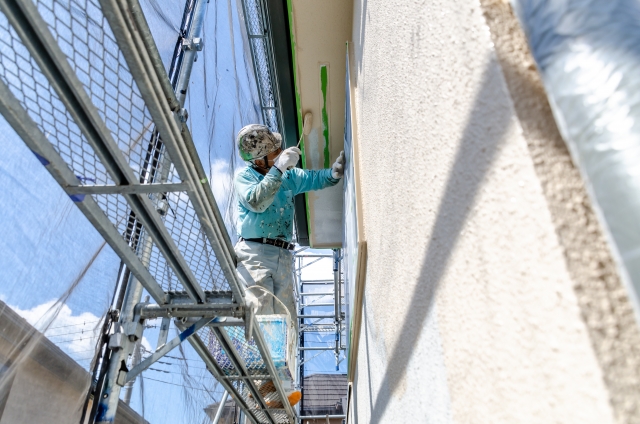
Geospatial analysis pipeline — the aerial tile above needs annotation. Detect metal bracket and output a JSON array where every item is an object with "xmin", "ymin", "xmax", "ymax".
[
  {"xmin": 124, "ymin": 317, "xmax": 212, "ymax": 383},
  {"xmin": 176, "ymin": 107, "xmax": 189, "ymax": 123},
  {"xmin": 116, "ymin": 370, "xmax": 127, "ymax": 386},
  {"xmin": 181, "ymin": 37, "xmax": 203, "ymax": 51},
  {"xmin": 107, "ymin": 332, "xmax": 125, "ymax": 350},
  {"xmin": 123, "ymin": 321, "xmax": 143, "ymax": 342}
]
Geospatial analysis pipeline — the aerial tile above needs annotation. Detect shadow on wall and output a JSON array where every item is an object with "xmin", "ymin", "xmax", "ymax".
[{"xmin": 361, "ymin": 60, "xmax": 513, "ymax": 422}]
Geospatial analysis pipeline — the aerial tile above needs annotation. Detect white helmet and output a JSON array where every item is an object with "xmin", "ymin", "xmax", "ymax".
[{"xmin": 236, "ymin": 124, "xmax": 282, "ymax": 161}]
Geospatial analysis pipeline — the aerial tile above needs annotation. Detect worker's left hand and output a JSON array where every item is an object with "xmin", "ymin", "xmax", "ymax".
[{"xmin": 331, "ymin": 151, "xmax": 345, "ymax": 179}]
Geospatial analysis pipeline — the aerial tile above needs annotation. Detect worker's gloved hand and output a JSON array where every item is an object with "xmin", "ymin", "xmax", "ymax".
[
  {"xmin": 274, "ymin": 147, "xmax": 301, "ymax": 173},
  {"xmin": 331, "ymin": 151, "xmax": 345, "ymax": 179}
]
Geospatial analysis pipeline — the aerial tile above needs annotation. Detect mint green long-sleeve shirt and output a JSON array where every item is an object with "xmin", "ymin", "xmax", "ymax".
[{"xmin": 234, "ymin": 166, "xmax": 339, "ymax": 242}]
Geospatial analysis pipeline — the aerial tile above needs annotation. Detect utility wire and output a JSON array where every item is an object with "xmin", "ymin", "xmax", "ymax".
[
  {"xmin": 51, "ymin": 336, "xmax": 97, "ymax": 344},
  {"xmin": 149, "ymin": 368, "xmax": 218, "ymax": 377},
  {"xmin": 47, "ymin": 320, "xmax": 100, "ymax": 330},
  {"xmin": 46, "ymin": 328, "xmax": 99, "ymax": 337},
  {"xmin": 143, "ymin": 376, "xmax": 221, "ymax": 394}
]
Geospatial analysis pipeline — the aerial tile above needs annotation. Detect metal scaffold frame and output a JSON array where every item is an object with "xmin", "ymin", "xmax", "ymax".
[
  {"xmin": 294, "ymin": 249, "xmax": 347, "ymax": 423},
  {"xmin": 239, "ymin": 0, "xmax": 283, "ymax": 133},
  {"xmin": 0, "ymin": 0, "xmax": 297, "ymax": 421}
]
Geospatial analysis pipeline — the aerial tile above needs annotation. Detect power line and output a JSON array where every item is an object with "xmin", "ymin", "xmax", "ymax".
[
  {"xmin": 159, "ymin": 354, "xmax": 210, "ymax": 364},
  {"xmin": 142, "ymin": 376, "xmax": 221, "ymax": 396},
  {"xmin": 51, "ymin": 336, "xmax": 97, "ymax": 345},
  {"xmin": 147, "ymin": 359, "xmax": 212, "ymax": 371},
  {"xmin": 148, "ymin": 367, "xmax": 218, "ymax": 377},
  {"xmin": 47, "ymin": 320, "xmax": 101, "ymax": 330},
  {"xmin": 46, "ymin": 328, "xmax": 99, "ymax": 337}
]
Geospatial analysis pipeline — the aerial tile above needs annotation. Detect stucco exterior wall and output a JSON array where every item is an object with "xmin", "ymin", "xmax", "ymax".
[
  {"xmin": 0, "ymin": 302, "xmax": 147, "ymax": 424},
  {"xmin": 1, "ymin": 359, "xmax": 88, "ymax": 424},
  {"xmin": 348, "ymin": 0, "xmax": 640, "ymax": 423}
]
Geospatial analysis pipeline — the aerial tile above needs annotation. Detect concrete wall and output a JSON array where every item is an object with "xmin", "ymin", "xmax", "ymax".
[
  {"xmin": 348, "ymin": 0, "xmax": 640, "ymax": 423},
  {"xmin": 0, "ymin": 302, "xmax": 148, "ymax": 424},
  {"xmin": 1, "ymin": 359, "xmax": 89, "ymax": 424}
]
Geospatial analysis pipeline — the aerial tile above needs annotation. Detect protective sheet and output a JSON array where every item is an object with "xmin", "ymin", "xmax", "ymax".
[
  {"xmin": 183, "ymin": 0, "xmax": 262, "ymax": 242},
  {"xmin": 511, "ymin": 0, "xmax": 640, "ymax": 316},
  {"xmin": 138, "ymin": 0, "xmax": 183, "ymax": 70},
  {"xmin": 0, "ymin": 119, "xmax": 120, "ymax": 358},
  {"xmin": 139, "ymin": 0, "xmax": 262, "ymax": 241},
  {"xmin": 0, "ymin": 0, "xmax": 262, "ymax": 422}
]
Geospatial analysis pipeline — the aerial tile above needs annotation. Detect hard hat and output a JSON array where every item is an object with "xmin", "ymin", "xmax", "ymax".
[{"xmin": 236, "ymin": 124, "xmax": 282, "ymax": 161}]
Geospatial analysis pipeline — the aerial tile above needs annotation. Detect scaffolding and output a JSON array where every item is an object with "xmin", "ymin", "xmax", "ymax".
[
  {"xmin": 0, "ymin": 0, "xmax": 296, "ymax": 422},
  {"xmin": 294, "ymin": 249, "xmax": 347, "ymax": 423}
]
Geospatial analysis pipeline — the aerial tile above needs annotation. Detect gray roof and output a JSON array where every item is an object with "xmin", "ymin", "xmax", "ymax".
[{"xmin": 301, "ymin": 374, "xmax": 348, "ymax": 416}]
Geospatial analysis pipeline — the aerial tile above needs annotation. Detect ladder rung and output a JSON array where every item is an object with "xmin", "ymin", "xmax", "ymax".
[
  {"xmin": 298, "ymin": 314, "xmax": 335, "ymax": 319},
  {"xmin": 299, "ymin": 347, "xmax": 346, "ymax": 351}
]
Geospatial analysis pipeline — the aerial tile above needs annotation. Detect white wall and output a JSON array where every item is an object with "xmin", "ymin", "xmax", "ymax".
[{"xmin": 348, "ymin": 0, "xmax": 632, "ymax": 422}]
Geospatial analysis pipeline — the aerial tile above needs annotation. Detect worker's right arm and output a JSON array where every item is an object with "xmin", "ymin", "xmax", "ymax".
[{"xmin": 234, "ymin": 167, "xmax": 283, "ymax": 213}]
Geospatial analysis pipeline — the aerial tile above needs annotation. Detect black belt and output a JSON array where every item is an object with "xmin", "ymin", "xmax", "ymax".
[{"xmin": 239, "ymin": 237, "xmax": 295, "ymax": 251}]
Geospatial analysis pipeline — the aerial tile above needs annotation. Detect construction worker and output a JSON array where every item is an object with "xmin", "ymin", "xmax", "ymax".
[
  {"xmin": 233, "ymin": 124, "xmax": 343, "ymax": 407},
  {"xmin": 234, "ymin": 124, "xmax": 344, "ymax": 323}
]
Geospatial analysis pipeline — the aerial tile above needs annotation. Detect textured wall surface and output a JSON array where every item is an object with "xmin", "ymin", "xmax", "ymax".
[
  {"xmin": 348, "ymin": 0, "xmax": 638, "ymax": 422},
  {"xmin": 0, "ymin": 302, "xmax": 147, "ymax": 424},
  {"xmin": 1, "ymin": 360, "xmax": 87, "ymax": 424},
  {"xmin": 479, "ymin": 1, "xmax": 640, "ymax": 422}
]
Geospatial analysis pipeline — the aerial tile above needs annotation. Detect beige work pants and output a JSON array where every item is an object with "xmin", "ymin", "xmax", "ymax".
[{"xmin": 235, "ymin": 240, "xmax": 298, "ymax": 326}]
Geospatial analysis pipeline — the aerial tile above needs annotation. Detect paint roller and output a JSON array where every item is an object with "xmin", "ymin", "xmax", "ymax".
[
  {"xmin": 283, "ymin": 112, "xmax": 312, "ymax": 170},
  {"xmin": 297, "ymin": 112, "xmax": 313, "ymax": 149},
  {"xmin": 270, "ymin": 113, "xmax": 313, "ymax": 171}
]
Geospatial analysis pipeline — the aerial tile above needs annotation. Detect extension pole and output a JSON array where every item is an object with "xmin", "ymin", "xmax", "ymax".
[{"xmin": 211, "ymin": 390, "xmax": 229, "ymax": 424}]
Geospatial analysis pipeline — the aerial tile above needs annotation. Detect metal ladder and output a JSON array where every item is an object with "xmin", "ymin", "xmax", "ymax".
[
  {"xmin": 294, "ymin": 250, "xmax": 347, "ymax": 423},
  {"xmin": 0, "ymin": 0, "xmax": 296, "ymax": 421}
]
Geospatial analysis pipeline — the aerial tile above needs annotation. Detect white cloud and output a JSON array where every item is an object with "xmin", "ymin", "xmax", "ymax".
[
  {"xmin": 10, "ymin": 300, "xmax": 102, "ymax": 357},
  {"xmin": 9, "ymin": 301, "xmax": 151, "ymax": 361}
]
